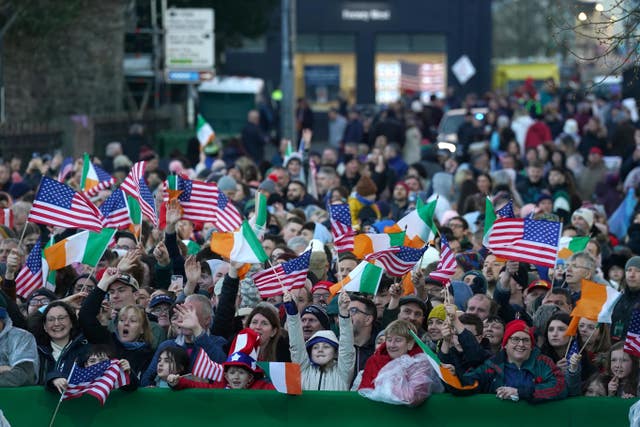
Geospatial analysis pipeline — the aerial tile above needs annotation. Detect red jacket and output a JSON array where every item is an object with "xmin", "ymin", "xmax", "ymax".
[
  {"xmin": 358, "ymin": 343, "xmax": 423, "ymax": 390},
  {"xmin": 173, "ymin": 376, "xmax": 275, "ymax": 390},
  {"xmin": 524, "ymin": 121, "xmax": 552, "ymax": 150}
]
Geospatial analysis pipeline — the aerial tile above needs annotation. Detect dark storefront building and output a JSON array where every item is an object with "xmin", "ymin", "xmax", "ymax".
[{"xmin": 224, "ymin": 0, "xmax": 491, "ymax": 112}]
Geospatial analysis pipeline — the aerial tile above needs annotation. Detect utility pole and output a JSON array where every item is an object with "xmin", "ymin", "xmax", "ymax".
[{"xmin": 280, "ymin": 0, "xmax": 296, "ymax": 142}]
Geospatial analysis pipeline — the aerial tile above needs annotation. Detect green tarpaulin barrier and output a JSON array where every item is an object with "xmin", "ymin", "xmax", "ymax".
[{"xmin": 0, "ymin": 387, "xmax": 634, "ymax": 427}]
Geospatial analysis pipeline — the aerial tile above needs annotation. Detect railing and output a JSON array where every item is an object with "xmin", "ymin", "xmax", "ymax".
[{"xmin": 0, "ymin": 387, "xmax": 634, "ymax": 427}]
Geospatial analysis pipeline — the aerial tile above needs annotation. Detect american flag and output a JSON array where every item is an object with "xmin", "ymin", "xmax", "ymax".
[
  {"xmin": 120, "ymin": 161, "xmax": 158, "ymax": 226},
  {"xmin": 252, "ymin": 250, "xmax": 311, "ymax": 298},
  {"xmin": 163, "ymin": 176, "xmax": 217, "ymax": 223},
  {"xmin": 62, "ymin": 359, "xmax": 129, "ymax": 405},
  {"xmin": 0, "ymin": 208, "xmax": 13, "ymax": 228},
  {"xmin": 430, "ymin": 235, "xmax": 456, "ymax": 285},
  {"xmin": 29, "ymin": 177, "xmax": 104, "ymax": 232},
  {"xmin": 496, "ymin": 200, "xmax": 515, "ymax": 218},
  {"xmin": 566, "ymin": 336, "xmax": 580, "ymax": 360},
  {"xmin": 15, "ymin": 241, "xmax": 44, "ymax": 299},
  {"xmin": 214, "ymin": 190, "xmax": 243, "ymax": 232},
  {"xmin": 84, "ymin": 163, "xmax": 115, "ymax": 197},
  {"xmin": 399, "ymin": 61, "xmax": 421, "ymax": 92},
  {"xmin": 100, "ymin": 189, "xmax": 131, "ymax": 229},
  {"xmin": 484, "ymin": 218, "xmax": 561, "ymax": 268},
  {"xmin": 329, "ymin": 204, "xmax": 355, "ymax": 252},
  {"xmin": 57, "ymin": 157, "xmax": 75, "ymax": 183},
  {"xmin": 191, "ymin": 348, "xmax": 224, "ymax": 382},
  {"xmin": 365, "ymin": 246, "xmax": 426, "ymax": 277},
  {"xmin": 624, "ymin": 309, "xmax": 640, "ymax": 358}
]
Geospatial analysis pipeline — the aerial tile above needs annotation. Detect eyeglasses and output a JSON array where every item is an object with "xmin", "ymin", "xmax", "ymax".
[
  {"xmin": 45, "ymin": 315, "xmax": 69, "ymax": 324},
  {"xmin": 29, "ymin": 298, "xmax": 50, "ymax": 306},
  {"xmin": 448, "ymin": 223, "xmax": 464, "ymax": 229},
  {"xmin": 313, "ymin": 293, "xmax": 330, "ymax": 302},
  {"xmin": 349, "ymin": 307, "xmax": 370, "ymax": 316},
  {"xmin": 565, "ymin": 264, "xmax": 589, "ymax": 270},
  {"xmin": 150, "ymin": 306, "xmax": 170, "ymax": 315},
  {"xmin": 508, "ymin": 336, "xmax": 531, "ymax": 345}
]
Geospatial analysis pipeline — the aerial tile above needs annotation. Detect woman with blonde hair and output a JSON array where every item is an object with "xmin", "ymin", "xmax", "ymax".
[{"xmin": 79, "ymin": 268, "xmax": 154, "ymax": 383}]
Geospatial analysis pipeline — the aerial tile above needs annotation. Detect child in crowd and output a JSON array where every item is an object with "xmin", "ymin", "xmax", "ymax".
[
  {"xmin": 167, "ymin": 329, "xmax": 274, "ymax": 390},
  {"xmin": 604, "ymin": 341, "xmax": 638, "ymax": 398},
  {"xmin": 283, "ymin": 290, "xmax": 355, "ymax": 391},
  {"xmin": 358, "ymin": 319, "xmax": 443, "ymax": 406},
  {"xmin": 148, "ymin": 346, "xmax": 189, "ymax": 388}
]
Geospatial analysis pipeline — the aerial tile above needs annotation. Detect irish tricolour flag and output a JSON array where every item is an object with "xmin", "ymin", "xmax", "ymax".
[
  {"xmin": 409, "ymin": 330, "xmax": 478, "ymax": 390},
  {"xmin": 44, "ymin": 228, "xmax": 116, "ymax": 270},
  {"xmin": 330, "ymin": 261, "xmax": 383, "ymax": 297},
  {"xmin": 352, "ymin": 232, "xmax": 406, "ymax": 259},
  {"xmin": 557, "ymin": 236, "xmax": 589, "ymax": 261},
  {"xmin": 80, "ymin": 153, "xmax": 115, "ymax": 197},
  {"xmin": 257, "ymin": 362, "xmax": 302, "ymax": 395},
  {"xmin": 196, "ymin": 114, "xmax": 216, "ymax": 148},
  {"xmin": 397, "ymin": 198, "xmax": 438, "ymax": 245},
  {"xmin": 566, "ymin": 279, "xmax": 621, "ymax": 336},
  {"xmin": 210, "ymin": 221, "xmax": 268, "ymax": 264}
]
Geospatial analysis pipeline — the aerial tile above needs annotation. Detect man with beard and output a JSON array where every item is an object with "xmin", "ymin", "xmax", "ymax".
[
  {"xmin": 316, "ymin": 166, "xmax": 340, "ymax": 205},
  {"xmin": 482, "ymin": 254, "xmax": 504, "ymax": 297},
  {"xmin": 389, "ymin": 181, "xmax": 410, "ymax": 221},
  {"xmin": 286, "ymin": 181, "xmax": 317, "ymax": 209},
  {"xmin": 348, "ymin": 295, "xmax": 379, "ymax": 372}
]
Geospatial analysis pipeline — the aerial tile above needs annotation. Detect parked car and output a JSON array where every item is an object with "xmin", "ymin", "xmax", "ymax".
[{"xmin": 436, "ymin": 107, "xmax": 488, "ymax": 154}]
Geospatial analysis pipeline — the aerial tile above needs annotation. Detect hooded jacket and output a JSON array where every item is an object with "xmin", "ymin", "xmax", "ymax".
[
  {"xmin": 0, "ymin": 316, "xmax": 39, "ymax": 386},
  {"xmin": 287, "ymin": 311, "xmax": 355, "ymax": 391}
]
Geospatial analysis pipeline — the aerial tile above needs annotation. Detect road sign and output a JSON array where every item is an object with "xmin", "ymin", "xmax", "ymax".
[
  {"xmin": 164, "ymin": 8, "xmax": 215, "ymax": 84},
  {"xmin": 165, "ymin": 70, "xmax": 215, "ymax": 84},
  {"xmin": 452, "ymin": 55, "xmax": 476, "ymax": 85}
]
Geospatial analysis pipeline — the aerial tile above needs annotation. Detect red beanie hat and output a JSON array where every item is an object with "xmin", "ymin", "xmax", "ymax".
[
  {"xmin": 395, "ymin": 181, "xmax": 410, "ymax": 193},
  {"xmin": 501, "ymin": 319, "xmax": 535, "ymax": 348}
]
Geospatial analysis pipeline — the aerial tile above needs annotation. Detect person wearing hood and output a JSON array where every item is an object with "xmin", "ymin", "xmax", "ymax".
[
  {"xmin": 283, "ymin": 290, "xmax": 355, "ymax": 391},
  {"xmin": 0, "ymin": 291, "xmax": 38, "ymax": 386}
]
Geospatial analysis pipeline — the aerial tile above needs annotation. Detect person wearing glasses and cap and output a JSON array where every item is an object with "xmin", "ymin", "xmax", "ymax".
[{"xmin": 450, "ymin": 319, "xmax": 567, "ymax": 402}]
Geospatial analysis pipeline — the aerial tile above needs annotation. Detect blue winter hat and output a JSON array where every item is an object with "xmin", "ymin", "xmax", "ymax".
[
  {"xmin": 148, "ymin": 295, "xmax": 174, "ymax": 309},
  {"xmin": 305, "ymin": 330, "xmax": 339, "ymax": 353}
]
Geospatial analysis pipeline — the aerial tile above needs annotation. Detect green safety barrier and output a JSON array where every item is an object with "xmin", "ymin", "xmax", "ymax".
[{"xmin": 0, "ymin": 387, "xmax": 635, "ymax": 427}]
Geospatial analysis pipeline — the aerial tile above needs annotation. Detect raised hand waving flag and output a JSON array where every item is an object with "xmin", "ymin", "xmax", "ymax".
[{"xmin": 163, "ymin": 175, "xmax": 217, "ymax": 223}]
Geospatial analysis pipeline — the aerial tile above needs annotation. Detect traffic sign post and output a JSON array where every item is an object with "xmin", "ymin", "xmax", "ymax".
[{"xmin": 164, "ymin": 7, "xmax": 215, "ymax": 84}]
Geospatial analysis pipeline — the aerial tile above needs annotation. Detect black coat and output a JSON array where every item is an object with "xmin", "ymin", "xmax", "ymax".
[
  {"xmin": 79, "ymin": 287, "xmax": 153, "ymax": 383},
  {"xmin": 241, "ymin": 122, "xmax": 266, "ymax": 164},
  {"xmin": 38, "ymin": 334, "xmax": 89, "ymax": 391}
]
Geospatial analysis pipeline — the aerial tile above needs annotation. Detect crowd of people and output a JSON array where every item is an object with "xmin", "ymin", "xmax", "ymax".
[{"xmin": 1, "ymin": 79, "xmax": 640, "ymax": 409}]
